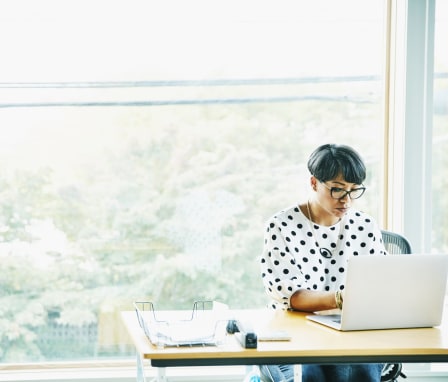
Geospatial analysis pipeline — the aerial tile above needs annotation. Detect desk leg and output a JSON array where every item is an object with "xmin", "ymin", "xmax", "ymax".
[
  {"xmin": 136, "ymin": 353, "xmax": 168, "ymax": 382},
  {"xmin": 155, "ymin": 368, "xmax": 168, "ymax": 382},
  {"xmin": 136, "ymin": 353, "xmax": 147, "ymax": 382},
  {"xmin": 294, "ymin": 365, "xmax": 301, "ymax": 382}
]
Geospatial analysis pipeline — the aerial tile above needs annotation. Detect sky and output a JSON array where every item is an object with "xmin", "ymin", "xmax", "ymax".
[{"xmin": 0, "ymin": 0, "xmax": 387, "ymax": 82}]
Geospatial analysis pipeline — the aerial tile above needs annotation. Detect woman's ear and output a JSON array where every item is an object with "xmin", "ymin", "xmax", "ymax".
[{"xmin": 310, "ymin": 176, "xmax": 318, "ymax": 191}]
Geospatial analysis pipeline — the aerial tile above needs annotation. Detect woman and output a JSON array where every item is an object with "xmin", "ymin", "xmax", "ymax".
[{"xmin": 259, "ymin": 143, "xmax": 387, "ymax": 382}]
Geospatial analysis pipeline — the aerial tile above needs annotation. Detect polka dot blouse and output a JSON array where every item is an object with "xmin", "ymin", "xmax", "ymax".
[{"xmin": 260, "ymin": 204, "xmax": 387, "ymax": 310}]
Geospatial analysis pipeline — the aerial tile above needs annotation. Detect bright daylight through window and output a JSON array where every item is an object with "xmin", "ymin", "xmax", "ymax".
[{"xmin": 0, "ymin": 0, "xmax": 386, "ymax": 362}]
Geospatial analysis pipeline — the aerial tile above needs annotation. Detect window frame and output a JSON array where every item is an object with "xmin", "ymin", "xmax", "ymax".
[{"xmin": 384, "ymin": 0, "xmax": 436, "ymax": 253}]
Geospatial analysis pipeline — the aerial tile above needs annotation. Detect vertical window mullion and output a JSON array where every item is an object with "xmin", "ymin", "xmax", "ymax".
[
  {"xmin": 403, "ymin": 0, "xmax": 435, "ymax": 253},
  {"xmin": 385, "ymin": 0, "xmax": 435, "ymax": 253}
]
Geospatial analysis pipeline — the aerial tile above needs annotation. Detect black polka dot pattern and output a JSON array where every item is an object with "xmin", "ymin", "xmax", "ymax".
[{"xmin": 260, "ymin": 205, "xmax": 387, "ymax": 309}]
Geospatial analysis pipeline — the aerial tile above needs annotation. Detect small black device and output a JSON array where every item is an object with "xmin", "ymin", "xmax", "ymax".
[{"xmin": 226, "ymin": 319, "xmax": 257, "ymax": 349}]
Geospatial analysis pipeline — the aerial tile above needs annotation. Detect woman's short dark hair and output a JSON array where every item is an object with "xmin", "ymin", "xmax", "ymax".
[{"xmin": 307, "ymin": 144, "xmax": 366, "ymax": 184}]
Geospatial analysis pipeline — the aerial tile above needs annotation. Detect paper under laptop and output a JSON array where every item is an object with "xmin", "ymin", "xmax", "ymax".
[{"xmin": 307, "ymin": 254, "xmax": 448, "ymax": 331}]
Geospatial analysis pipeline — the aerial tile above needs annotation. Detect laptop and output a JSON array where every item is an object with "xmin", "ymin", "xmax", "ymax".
[{"xmin": 306, "ymin": 254, "xmax": 448, "ymax": 331}]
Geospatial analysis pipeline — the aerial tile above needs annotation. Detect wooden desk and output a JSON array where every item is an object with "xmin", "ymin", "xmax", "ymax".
[{"xmin": 121, "ymin": 308, "xmax": 448, "ymax": 369}]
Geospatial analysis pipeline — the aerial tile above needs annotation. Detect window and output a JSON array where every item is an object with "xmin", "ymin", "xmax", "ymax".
[{"xmin": 0, "ymin": 0, "xmax": 386, "ymax": 362}]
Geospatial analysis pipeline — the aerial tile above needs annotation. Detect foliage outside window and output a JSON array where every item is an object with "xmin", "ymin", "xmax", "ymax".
[{"xmin": 0, "ymin": 0, "xmax": 386, "ymax": 362}]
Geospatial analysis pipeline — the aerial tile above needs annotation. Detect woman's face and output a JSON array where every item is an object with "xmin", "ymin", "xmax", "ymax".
[{"xmin": 312, "ymin": 173, "xmax": 364, "ymax": 220}]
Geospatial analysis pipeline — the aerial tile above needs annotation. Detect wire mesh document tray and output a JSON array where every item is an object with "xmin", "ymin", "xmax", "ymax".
[{"xmin": 134, "ymin": 301, "xmax": 229, "ymax": 347}]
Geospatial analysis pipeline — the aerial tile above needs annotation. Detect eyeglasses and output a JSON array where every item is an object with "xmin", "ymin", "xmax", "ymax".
[{"xmin": 320, "ymin": 181, "xmax": 366, "ymax": 200}]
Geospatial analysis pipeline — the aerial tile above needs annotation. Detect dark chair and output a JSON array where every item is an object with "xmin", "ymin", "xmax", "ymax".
[
  {"xmin": 380, "ymin": 229, "xmax": 412, "ymax": 382},
  {"xmin": 381, "ymin": 229, "xmax": 412, "ymax": 254}
]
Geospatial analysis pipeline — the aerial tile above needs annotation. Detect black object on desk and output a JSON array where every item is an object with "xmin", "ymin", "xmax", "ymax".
[{"xmin": 226, "ymin": 319, "xmax": 258, "ymax": 349}]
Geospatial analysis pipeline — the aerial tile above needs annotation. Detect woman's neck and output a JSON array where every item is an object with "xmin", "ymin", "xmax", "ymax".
[{"xmin": 303, "ymin": 200, "xmax": 340, "ymax": 227}]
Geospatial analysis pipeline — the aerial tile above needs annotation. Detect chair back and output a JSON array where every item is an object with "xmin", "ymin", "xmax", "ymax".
[
  {"xmin": 379, "ymin": 230, "xmax": 412, "ymax": 382},
  {"xmin": 381, "ymin": 229, "xmax": 412, "ymax": 254}
]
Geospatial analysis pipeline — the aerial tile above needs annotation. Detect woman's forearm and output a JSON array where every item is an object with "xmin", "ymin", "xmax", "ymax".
[{"xmin": 289, "ymin": 289, "xmax": 339, "ymax": 312}]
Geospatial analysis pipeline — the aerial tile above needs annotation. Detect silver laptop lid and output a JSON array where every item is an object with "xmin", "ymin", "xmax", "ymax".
[{"xmin": 340, "ymin": 254, "xmax": 448, "ymax": 330}]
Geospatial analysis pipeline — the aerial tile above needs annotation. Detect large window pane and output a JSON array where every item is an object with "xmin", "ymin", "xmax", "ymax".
[{"xmin": 0, "ymin": 0, "xmax": 385, "ymax": 362}]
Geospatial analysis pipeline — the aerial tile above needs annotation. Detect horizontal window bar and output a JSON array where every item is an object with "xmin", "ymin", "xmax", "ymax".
[
  {"xmin": 0, "ymin": 76, "xmax": 381, "ymax": 89},
  {"xmin": 0, "ymin": 95, "xmax": 375, "ymax": 109}
]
